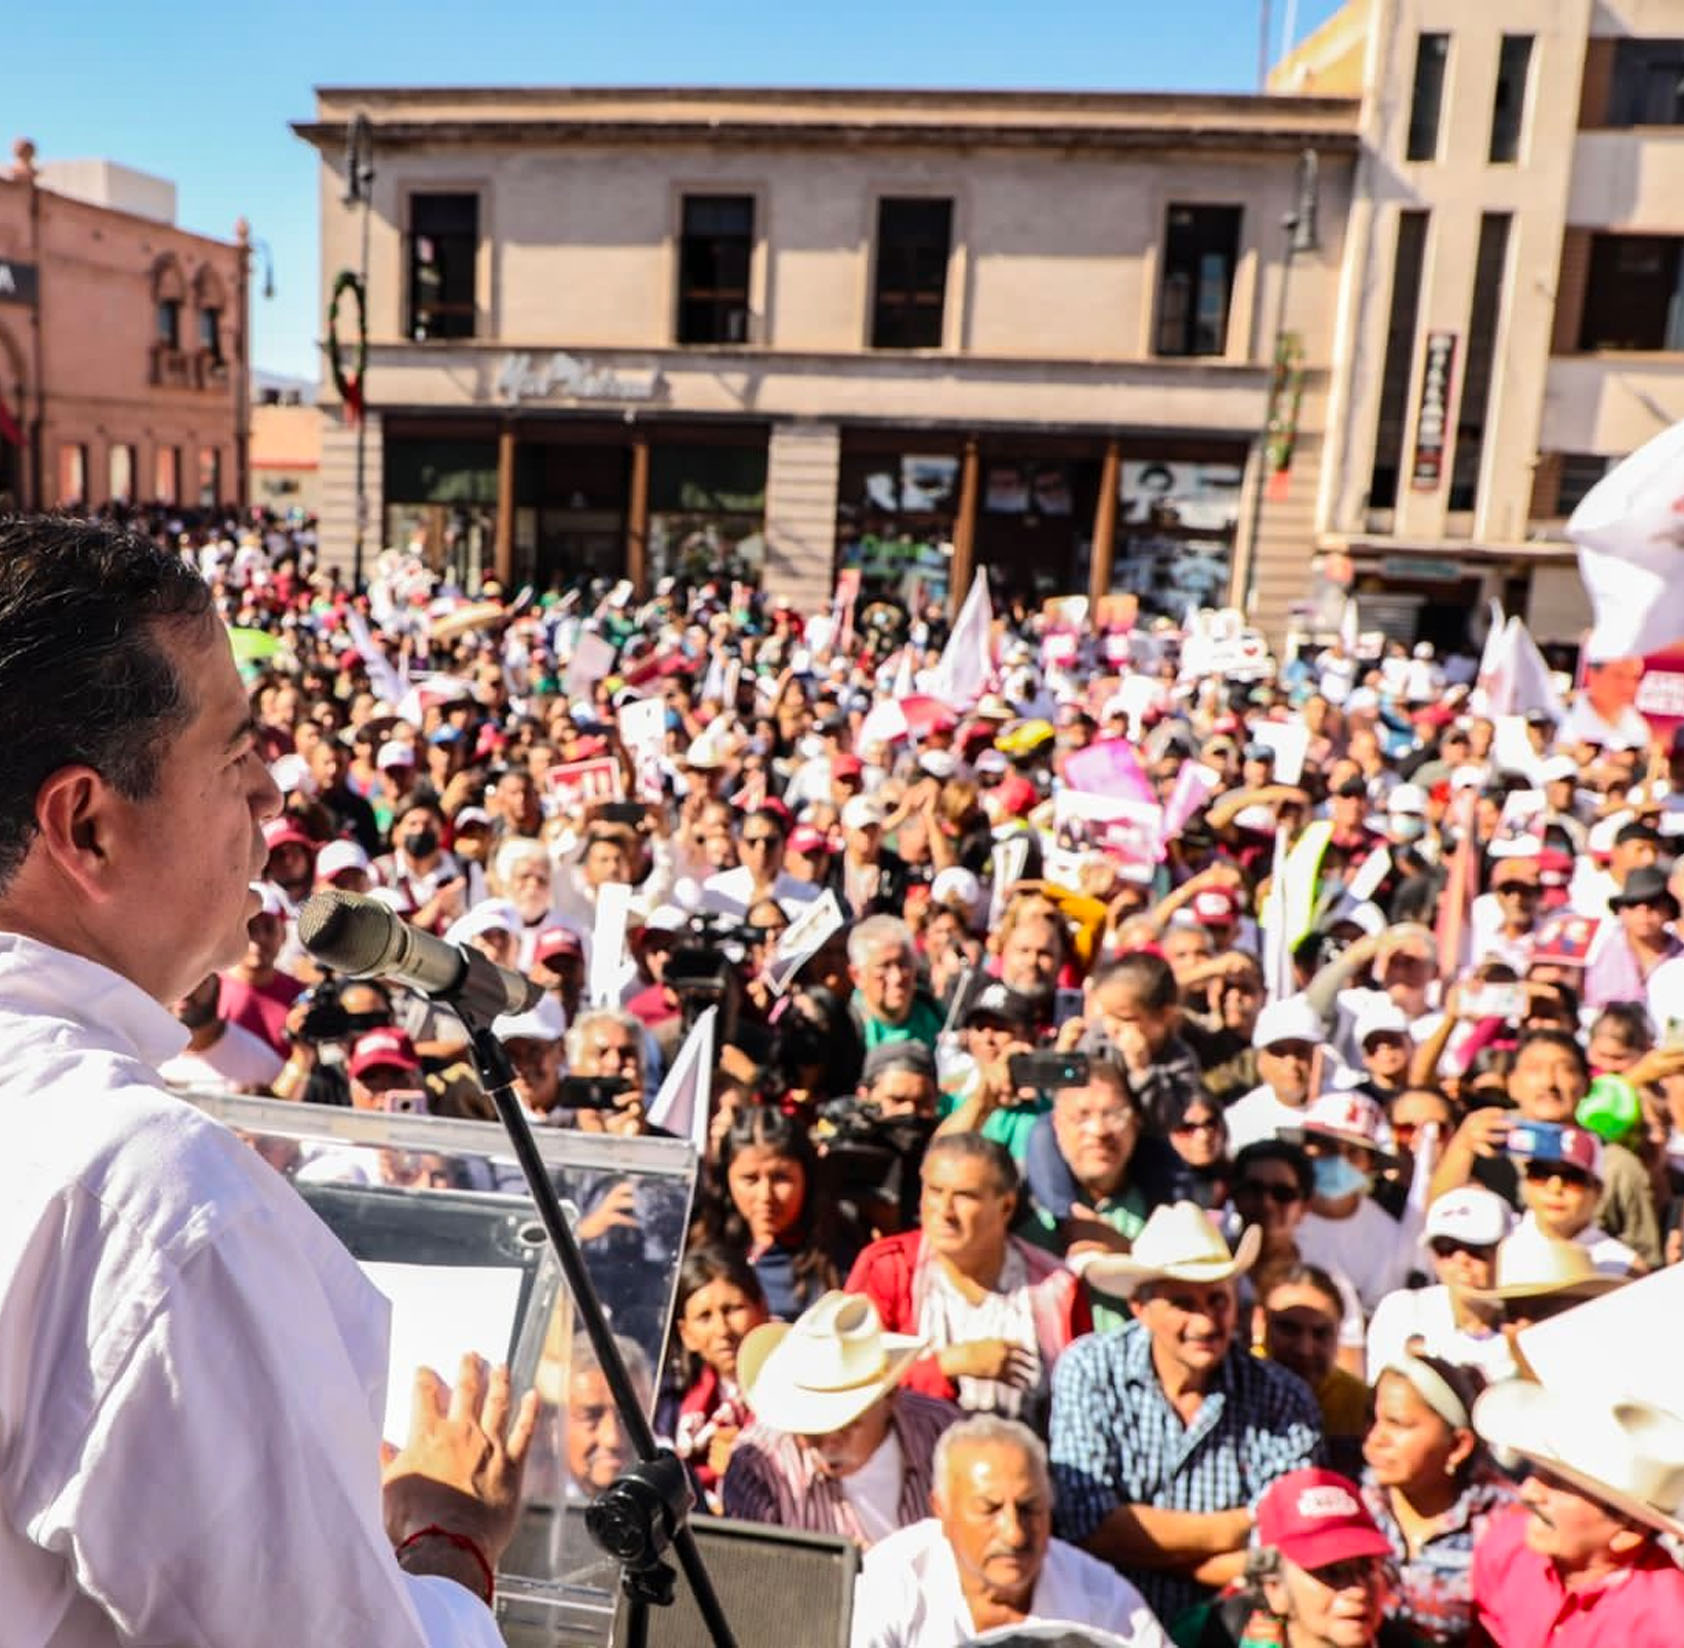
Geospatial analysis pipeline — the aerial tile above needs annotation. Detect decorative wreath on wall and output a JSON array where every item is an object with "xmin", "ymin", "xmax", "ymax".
[{"xmin": 326, "ymin": 270, "xmax": 367, "ymax": 423}]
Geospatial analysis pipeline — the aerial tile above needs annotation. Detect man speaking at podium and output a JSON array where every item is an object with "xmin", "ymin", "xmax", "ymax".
[{"xmin": 0, "ymin": 518, "xmax": 533, "ymax": 1646}]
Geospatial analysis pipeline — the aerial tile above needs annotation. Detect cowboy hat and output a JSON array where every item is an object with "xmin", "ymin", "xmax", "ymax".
[
  {"xmin": 737, "ymin": 1292, "xmax": 923, "ymax": 1437},
  {"xmin": 1458, "ymin": 1224, "xmax": 1630, "ymax": 1305},
  {"xmin": 1474, "ymin": 1380, "xmax": 1684, "ymax": 1542},
  {"xmin": 1073, "ymin": 1201, "xmax": 1261, "ymax": 1300}
]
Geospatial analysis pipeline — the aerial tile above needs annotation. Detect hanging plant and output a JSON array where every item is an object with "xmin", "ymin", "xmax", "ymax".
[{"xmin": 326, "ymin": 270, "xmax": 367, "ymax": 424}]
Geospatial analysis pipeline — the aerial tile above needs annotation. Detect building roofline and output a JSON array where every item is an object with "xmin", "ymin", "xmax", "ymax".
[{"xmin": 0, "ymin": 170, "xmax": 242, "ymax": 257}]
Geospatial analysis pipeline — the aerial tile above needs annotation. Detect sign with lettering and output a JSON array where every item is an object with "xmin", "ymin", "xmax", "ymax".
[
  {"xmin": 494, "ymin": 351, "xmax": 665, "ymax": 405},
  {"xmin": 1410, "ymin": 331, "xmax": 1457, "ymax": 492},
  {"xmin": 0, "ymin": 258, "xmax": 38, "ymax": 307}
]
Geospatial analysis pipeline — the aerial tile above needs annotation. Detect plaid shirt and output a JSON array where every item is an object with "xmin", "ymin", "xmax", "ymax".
[
  {"xmin": 1049, "ymin": 1322, "xmax": 1321, "ymax": 1625},
  {"xmin": 720, "ymin": 1390, "xmax": 959, "ymax": 1546}
]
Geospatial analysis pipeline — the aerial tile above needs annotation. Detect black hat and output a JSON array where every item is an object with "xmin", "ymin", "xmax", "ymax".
[
  {"xmin": 1609, "ymin": 866, "xmax": 1680, "ymax": 918},
  {"xmin": 861, "ymin": 1039, "xmax": 937, "ymax": 1087},
  {"xmin": 963, "ymin": 981, "xmax": 1038, "ymax": 1033}
]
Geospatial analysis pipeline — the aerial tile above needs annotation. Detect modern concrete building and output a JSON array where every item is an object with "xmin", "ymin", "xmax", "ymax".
[
  {"xmin": 0, "ymin": 140, "xmax": 251, "ymax": 515},
  {"xmin": 1275, "ymin": 0, "xmax": 1684, "ymax": 647},
  {"xmin": 293, "ymin": 87, "xmax": 1360, "ymax": 629}
]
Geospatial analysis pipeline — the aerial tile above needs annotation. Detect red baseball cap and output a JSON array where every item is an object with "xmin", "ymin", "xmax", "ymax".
[
  {"xmin": 263, "ymin": 817, "xmax": 317, "ymax": 854},
  {"xmin": 832, "ymin": 754, "xmax": 864, "ymax": 781},
  {"xmin": 995, "ymin": 776, "xmax": 1039, "ymax": 819},
  {"xmin": 1191, "ymin": 888, "xmax": 1239, "ymax": 926},
  {"xmin": 788, "ymin": 824, "xmax": 831, "ymax": 856},
  {"xmin": 1256, "ymin": 1470, "xmax": 1391, "ymax": 1570},
  {"xmin": 532, "ymin": 927, "xmax": 584, "ymax": 967},
  {"xmin": 348, "ymin": 1028, "xmax": 421, "ymax": 1080}
]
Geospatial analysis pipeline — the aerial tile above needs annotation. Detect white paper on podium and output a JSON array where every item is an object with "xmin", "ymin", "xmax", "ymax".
[{"xmin": 363, "ymin": 1260, "xmax": 526, "ymax": 1447}]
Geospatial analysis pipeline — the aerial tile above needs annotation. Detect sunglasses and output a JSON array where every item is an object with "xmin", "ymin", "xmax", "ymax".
[
  {"xmin": 1236, "ymin": 1181, "xmax": 1302, "ymax": 1205},
  {"xmin": 1429, "ymin": 1236, "xmax": 1494, "ymax": 1260},
  {"xmin": 1172, "ymin": 1116, "xmax": 1224, "ymax": 1135},
  {"xmin": 1523, "ymin": 1161, "xmax": 1595, "ymax": 1190}
]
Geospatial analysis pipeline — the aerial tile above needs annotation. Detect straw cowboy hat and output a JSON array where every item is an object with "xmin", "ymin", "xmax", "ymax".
[
  {"xmin": 737, "ymin": 1292, "xmax": 924, "ymax": 1437},
  {"xmin": 1073, "ymin": 1200, "xmax": 1261, "ymax": 1300},
  {"xmin": 1458, "ymin": 1224, "xmax": 1630, "ymax": 1306},
  {"xmin": 1475, "ymin": 1380, "xmax": 1684, "ymax": 1542}
]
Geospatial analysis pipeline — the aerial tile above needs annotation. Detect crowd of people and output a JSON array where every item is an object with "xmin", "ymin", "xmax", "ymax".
[{"xmin": 76, "ymin": 503, "xmax": 1684, "ymax": 1646}]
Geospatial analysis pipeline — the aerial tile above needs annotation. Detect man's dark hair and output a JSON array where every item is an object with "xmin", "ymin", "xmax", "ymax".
[
  {"xmin": 1092, "ymin": 950, "xmax": 1179, "ymax": 1013},
  {"xmin": 1232, "ymin": 1138, "xmax": 1314, "ymax": 1201},
  {"xmin": 922, "ymin": 1130, "xmax": 1019, "ymax": 1199},
  {"xmin": 1515, "ymin": 1026, "xmax": 1590, "ymax": 1077},
  {"xmin": 0, "ymin": 516, "xmax": 212, "ymax": 892}
]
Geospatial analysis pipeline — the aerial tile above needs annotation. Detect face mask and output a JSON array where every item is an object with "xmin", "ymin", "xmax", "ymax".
[
  {"xmin": 1312, "ymin": 1154, "xmax": 1371, "ymax": 1200},
  {"xmin": 404, "ymin": 827, "xmax": 439, "ymax": 859},
  {"xmin": 1391, "ymin": 817, "xmax": 1426, "ymax": 843}
]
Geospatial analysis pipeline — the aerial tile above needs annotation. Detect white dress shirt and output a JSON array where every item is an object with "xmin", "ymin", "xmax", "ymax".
[
  {"xmin": 852, "ymin": 1518, "xmax": 1169, "ymax": 1648},
  {"xmin": 0, "ymin": 933, "xmax": 499, "ymax": 1647},
  {"xmin": 699, "ymin": 864, "xmax": 821, "ymax": 920}
]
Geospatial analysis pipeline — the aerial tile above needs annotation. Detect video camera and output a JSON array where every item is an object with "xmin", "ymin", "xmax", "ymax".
[
  {"xmin": 663, "ymin": 911, "xmax": 763, "ymax": 1037},
  {"xmin": 293, "ymin": 978, "xmax": 392, "ymax": 1045}
]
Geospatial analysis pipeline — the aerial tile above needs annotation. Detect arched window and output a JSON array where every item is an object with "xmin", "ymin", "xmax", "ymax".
[
  {"xmin": 152, "ymin": 255, "xmax": 187, "ymax": 351},
  {"xmin": 192, "ymin": 264, "xmax": 227, "ymax": 363}
]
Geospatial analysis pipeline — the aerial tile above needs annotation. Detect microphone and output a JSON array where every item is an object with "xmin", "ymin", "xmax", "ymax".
[{"xmin": 298, "ymin": 888, "xmax": 543, "ymax": 1026}]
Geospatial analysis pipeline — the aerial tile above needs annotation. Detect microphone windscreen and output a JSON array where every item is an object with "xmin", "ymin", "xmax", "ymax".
[{"xmin": 298, "ymin": 888, "xmax": 394, "ymax": 974}]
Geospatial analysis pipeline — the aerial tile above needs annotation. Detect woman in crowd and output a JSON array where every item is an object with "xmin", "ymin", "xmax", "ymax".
[
  {"xmin": 1360, "ymin": 1357, "xmax": 1514, "ymax": 1647},
  {"xmin": 695, "ymin": 1103, "xmax": 852, "ymax": 1320},
  {"xmin": 666, "ymin": 1246, "xmax": 771, "ymax": 1514}
]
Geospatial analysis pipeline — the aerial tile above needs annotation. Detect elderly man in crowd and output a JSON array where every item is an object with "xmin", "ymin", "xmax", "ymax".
[
  {"xmin": 1049, "ymin": 1201, "xmax": 1321, "ymax": 1627},
  {"xmin": 724, "ymin": 1292, "xmax": 958, "ymax": 1547},
  {"xmin": 850, "ymin": 914, "xmax": 946, "ymax": 1052},
  {"xmin": 852, "ymin": 1415, "xmax": 1170, "ymax": 1648}
]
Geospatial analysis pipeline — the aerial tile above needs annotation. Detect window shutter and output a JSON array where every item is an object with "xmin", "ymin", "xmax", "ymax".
[
  {"xmin": 1578, "ymin": 38, "xmax": 1616, "ymax": 130},
  {"xmin": 1529, "ymin": 452, "xmax": 1564, "ymax": 523},
  {"xmin": 1552, "ymin": 229, "xmax": 1592, "ymax": 354}
]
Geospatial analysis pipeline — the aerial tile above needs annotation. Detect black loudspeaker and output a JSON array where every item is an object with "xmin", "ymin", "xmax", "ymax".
[{"xmin": 611, "ymin": 1517, "xmax": 859, "ymax": 1648}]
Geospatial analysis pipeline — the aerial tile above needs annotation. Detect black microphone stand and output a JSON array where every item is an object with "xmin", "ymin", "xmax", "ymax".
[{"xmin": 459, "ymin": 1014, "xmax": 737, "ymax": 1648}]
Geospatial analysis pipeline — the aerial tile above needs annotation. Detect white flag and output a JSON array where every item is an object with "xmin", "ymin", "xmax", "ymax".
[
  {"xmin": 930, "ymin": 568, "xmax": 993, "ymax": 709},
  {"xmin": 1568, "ymin": 419, "xmax": 1684, "ymax": 659},
  {"xmin": 588, "ymin": 882, "xmax": 633, "ymax": 1008},
  {"xmin": 645, "ymin": 1006, "xmax": 716, "ymax": 1150},
  {"xmin": 1487, "ymin": 616, "xmax": 1565, "ymax": 723},
  {"xmin": 892, "ymin": 645, "xmax": 917, "ymax": 702}
]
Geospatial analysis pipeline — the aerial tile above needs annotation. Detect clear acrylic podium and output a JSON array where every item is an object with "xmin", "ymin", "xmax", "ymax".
[{"xmin": 180, "ymin": 1090, "xmax": 700, "ymax": 1648}]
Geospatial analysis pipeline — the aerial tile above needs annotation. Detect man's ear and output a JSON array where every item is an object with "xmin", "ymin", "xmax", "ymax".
[{"xmin": 30, "ymin": 765, "xmax": 117, "ymax": 901}]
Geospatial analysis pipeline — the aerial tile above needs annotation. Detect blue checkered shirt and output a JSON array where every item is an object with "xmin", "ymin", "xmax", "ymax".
[{"xmin": 1049, "ymin": 1321, "xmax": 1322, "ymax": 1626}]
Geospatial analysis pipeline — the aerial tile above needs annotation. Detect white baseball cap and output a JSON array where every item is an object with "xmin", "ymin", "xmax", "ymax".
[
  {"xmin": 1253, "ymin": 995, "xmax": 1323, "ymax": 1051},
  {"xmin": 270, "ymin": 753, "xmax": 316, "ymax": 797},
  {"xmin": 1424, "ymin": 1186, "xmax": 1513, "ymax": 1248},
  {"xmin": 444, "ymin": 898, "xmax": 523, "ymax": 947},
  {"xmin": 493, "ymin": 993, "xmax": 568, "ymax": 1044},
  {"xmin": 315, "ymin": 839, "xmax": 372, "ymax": 883},
  {"xmin": 841, "ymin": 795, "xmax": 887, "ymax": 832},
  {"xmin": 376, "ymin": 740, "xmax": 417, "ymax": 771},
  {"xmin": 1387, "ymin": 783, "xmax": 1428, "ymax": 816},
  {"xmin": 1354, "ymin": 998, "xmax": 1411, "ymax": 1046},
  {"xmin": 931, "ymin": 866, "xmax": 982, "ymax": 911}
]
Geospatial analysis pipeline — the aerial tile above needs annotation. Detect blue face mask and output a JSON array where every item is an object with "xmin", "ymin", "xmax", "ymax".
[{"xmin": 1313, "ymin": 1153, "xmax": 1371, "ymax": 1200}]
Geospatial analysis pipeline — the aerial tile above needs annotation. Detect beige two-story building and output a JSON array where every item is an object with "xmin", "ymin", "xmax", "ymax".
[
  {"xmin": 294, "ymin": 87, "xmax": 1359, "ymax": 629},
  {"xmin": 1276, "ymin": 0, "xmax": 1684, "ymax": 648}
]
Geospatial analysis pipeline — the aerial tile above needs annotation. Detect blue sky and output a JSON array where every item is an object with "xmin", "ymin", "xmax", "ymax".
[{"xmin": 1, "ymin": 0, "xmax": 1347, "ymax": 379}]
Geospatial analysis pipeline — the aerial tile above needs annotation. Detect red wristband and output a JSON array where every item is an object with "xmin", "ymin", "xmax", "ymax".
[{"xmin": 396, "ymin": 1523, "xmax": 496, "ymax": 1606}]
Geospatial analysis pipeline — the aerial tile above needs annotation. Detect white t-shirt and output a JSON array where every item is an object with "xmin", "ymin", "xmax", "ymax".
[
  {"xmin": 839, "ymin": 1429, "xmax": 905, "ymax": 1547},
  {"xmin": 1224, "ymin": 1084, "xmax": 1310, "ymax": 1152},
  {"xmin": 1297, "ymin": 1198, "xmax": 1418, "ymax": 1315},
  {"xmin": 158, "ymin": 1021, "xmax": 285, "ymax": 1091},
  {"xmin": 1366, "ymin": 1284, "xmax": 1516, "ymax": 1384},
  {"xmin": 699, "ymin": 865, "xmax": 821, "ymax": 921},
  {"xmin": 0, "ymin": 933, "xmax": 500, "ymax": 1647},
  {"xmin": 852, "ymin": 1518, "xmax": 1169, "ymax": 1648},
  {"xmin": 1646, "ymin": 954, "xmax": 1684, "ymax": 1040}
]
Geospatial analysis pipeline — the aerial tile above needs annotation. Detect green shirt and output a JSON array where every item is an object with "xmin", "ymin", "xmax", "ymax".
[
  {"xmin": 853, "ymin": 992, "xmax": 945, "ymax": 1054},
  {"xmin": 1022, "ymin": 1180, "xmax": 1151, "ymax": 1334}
]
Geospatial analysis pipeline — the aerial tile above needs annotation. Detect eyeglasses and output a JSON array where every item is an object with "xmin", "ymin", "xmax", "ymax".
[
  {"xmin": 740, "ymin": 834, "xmax": 781, "ymax": 850},
  {"xmin": 1172, "ymin": 1116, "xmax": 1223, "ymax": 1136},
  {"xmin": 1522, "ymin": 1161, "xmax": 1595, "ymax": 1190},
  {"xmin": 1302, "ymin": 1557, "xmax": 1384, "ymax": 1594},
  {"xmin": 1235, "ymin": 1181, "xmax": 1302, "ymax": 1205},
  {"xmin": 1497, "ymin": 883, "xmax": 1540, "ymax": 898},
  {"xmin": 1429, "ymin": 1236, "xmax": 1494, "ymax": 1260},
  {"xmin": 1064, "ymin": 1107, "xmax": 1136, "ymax": 1135}
]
